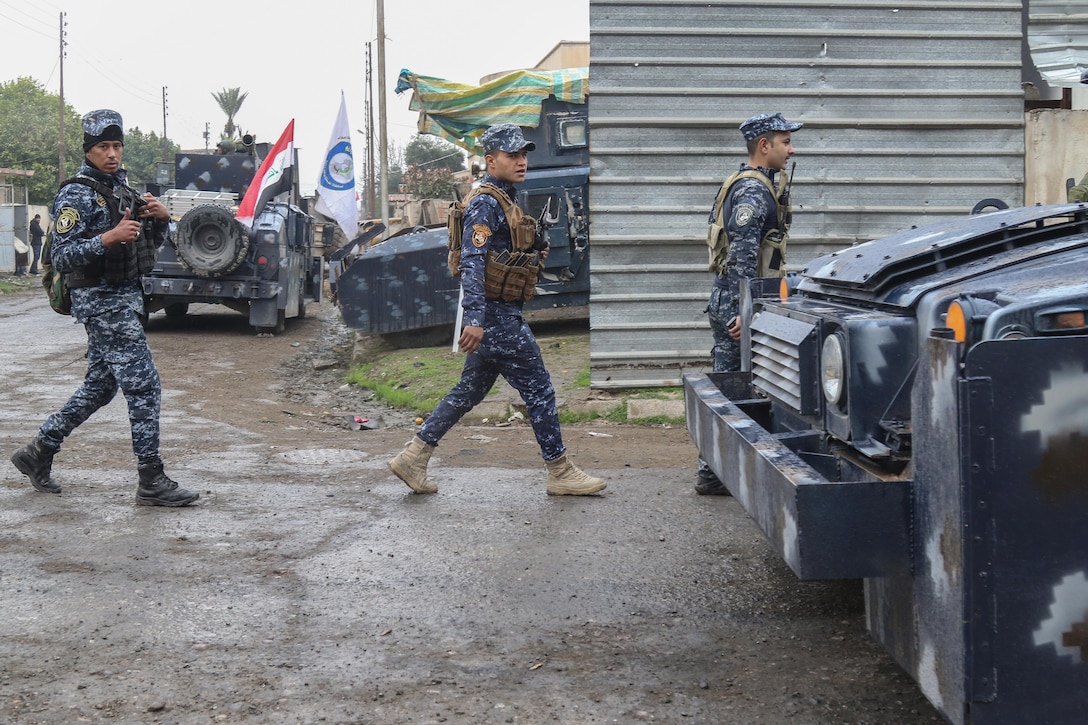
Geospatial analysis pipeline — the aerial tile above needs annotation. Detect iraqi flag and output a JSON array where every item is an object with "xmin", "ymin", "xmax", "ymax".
[
  {"xmin": 314, "ymin": 93, "xmax": 359, "ymax": 240},
  {"xmin": 237, "ymin": 119, "xmax": 295, "ymax": 228}
]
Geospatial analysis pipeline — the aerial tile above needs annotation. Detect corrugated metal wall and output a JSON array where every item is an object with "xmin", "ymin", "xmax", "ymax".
[
  {"xmin": 588, "ymin": 0, "xmax": 1027, "ymax": 388},
  {"xmin": 1026, "ymin": 0, "xmax": 1088, "ymax": 86}
]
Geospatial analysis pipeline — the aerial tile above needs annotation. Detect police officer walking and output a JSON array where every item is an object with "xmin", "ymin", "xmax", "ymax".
[
  {"xmin": 10, "ymin": 109, "xmax": 200, "ymax": 507},
  {"xmin": 696, "ymin": 112, "xmax": 801, "ymax": 495},
  {"xmin": 389, "ymin": 123, "xmax": 605, "ymax": 497}
]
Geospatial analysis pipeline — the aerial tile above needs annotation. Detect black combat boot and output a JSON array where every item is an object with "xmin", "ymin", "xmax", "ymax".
[
  {"xmin": 695, "ymin": 462, "xmax": 731, "ymax": 496},
  {"xmin": 11, "ymin": 437, "xmax": 61, "ymax": 494},
  {"xmin": 136, "ymin": 463, "xmax": 200, "ymax": 507}
]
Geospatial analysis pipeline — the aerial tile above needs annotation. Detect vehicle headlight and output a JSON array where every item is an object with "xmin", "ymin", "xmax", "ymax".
[{"xmin": 821, "ymin": 333, "xmax": 846, "ymax": 405}]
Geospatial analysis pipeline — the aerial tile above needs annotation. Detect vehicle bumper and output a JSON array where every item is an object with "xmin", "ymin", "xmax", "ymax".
[
  {"xmin": 141, "ymin": 276, "xmax": 281, "ymax": 302},
  {"xmin": 683, "ymin": 371, "xmax": 910, "ymax": 580}
]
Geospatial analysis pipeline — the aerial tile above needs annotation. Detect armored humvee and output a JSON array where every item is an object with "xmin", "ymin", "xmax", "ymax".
[
  {"xmin": 684, "ymin": 203, "xmax": 1088, "ymax": 724},
  {"xmin": 142, "ymin": 139, "xmax": 323, "ymax": 334}
]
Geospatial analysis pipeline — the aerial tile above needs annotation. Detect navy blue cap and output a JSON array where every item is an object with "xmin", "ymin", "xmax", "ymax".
[
  {"xmin": 481, "ymin": 123, "xmax": 536, "ymax": 154},
  {"xmin": 740, "ymin": 112, "xmax": 803, "ymax": 142},
  {"xmin": 82, "ymin": 109, "xmax": 124, "ymax": 151}
]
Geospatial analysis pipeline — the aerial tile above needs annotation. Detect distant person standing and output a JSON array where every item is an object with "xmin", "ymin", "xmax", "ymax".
[
  {"xmin": 28, "ymin": 214, "xmax": 44, "ymax": 275},
  {"xmin": 10, "ymin": 109, "xmax": 200, "ymax": 507},
  {"xmin": 388, "ymin": 123, "xmax": 606, "ymax": 497}
]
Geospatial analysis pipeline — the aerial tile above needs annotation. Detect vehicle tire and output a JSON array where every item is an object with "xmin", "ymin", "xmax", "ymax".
[
  {"xmin": 257, "ymin": 309, "xmax": 288, "ymax": 336},
  {"xmin": 297, "ymin": 298, "xmax": 307, "ymax": 319},
  {"xmin": 174, "ymin": 204, "xmax": 250, "ymax": 278},
  {"xmin": 164, "ymin": 302, "xmax": 189, "ymax": 318}
]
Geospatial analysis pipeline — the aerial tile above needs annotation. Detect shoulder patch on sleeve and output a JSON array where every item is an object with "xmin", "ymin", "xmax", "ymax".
[
  {"xmin": 471, "ymin": 224, "xmax": 492, "ymax": 248},
  {"xmin": 56, "ymin": 207, "xmax": 80, "ymax": 234},
  {"xmin": 733, "ymin": 203, "xmax": 756, "ymax": 227}
]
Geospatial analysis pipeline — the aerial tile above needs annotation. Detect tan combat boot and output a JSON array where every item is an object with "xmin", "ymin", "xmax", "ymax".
[
  {"xmin": 388, "ymin": 436, "xmax": 438, "ymax": 493},
  {"xmin": 545, "ymin": 454, "xmax": 606, "ymax": 496}
]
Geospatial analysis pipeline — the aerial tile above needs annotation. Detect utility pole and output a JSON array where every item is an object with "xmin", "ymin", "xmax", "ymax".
[
  {"xmin": 161, "ymin": 87, "xmax": 169, "ymax": 161},
  {"xmin": 376, "ymin": 0, "xmax": 389, "ymax": 231},
  {"xmin": 57, "ymin": 12, "xmax": 66, "ymax": 183},
  {"xmin": 366, "ymin": 41, "xmax": 376, "ymax": 219}
]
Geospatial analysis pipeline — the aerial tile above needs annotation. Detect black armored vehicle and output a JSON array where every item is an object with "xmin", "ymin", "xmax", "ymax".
[
  {"xmin": 143, "ymin": 140, "xmax": 322, "ymax": 334},
  {"xmin": 335, "ymin": 69, "xmax": 590, "ymax": 347},
  {"xmin": 685, "ymin": 203, "xmax": 1088, "ymax": 724}
]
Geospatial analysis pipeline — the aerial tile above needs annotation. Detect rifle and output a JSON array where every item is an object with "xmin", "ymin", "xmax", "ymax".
[
  {"xmin": 114, "ymin": 182, "xmax": 148, "ymax": 219},
  {"xmin": 113, "ymin": 182, "xmax": 154, "ymax": 242},
  {"xmin": 780, "ymin": 160, "xmax": 796, "ymax": 233}
]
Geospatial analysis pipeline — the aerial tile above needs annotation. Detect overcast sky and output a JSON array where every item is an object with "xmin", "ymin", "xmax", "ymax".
[{"xmin": 0, "ymin": 0, "xmax": 589, "ymax": 195}]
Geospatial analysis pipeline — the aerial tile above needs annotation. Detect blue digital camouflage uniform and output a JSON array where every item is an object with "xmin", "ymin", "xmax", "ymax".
[
  {"xmin": 707, "ymin": 164, "xmax": 781, "ymax": 373},
  {"xmin": 37, "ymin": 157, "xmax": 168, "ymax": 467},
  {"xmin": 417, "ymin": 169, "xmax": 565, "ymax": 462}
]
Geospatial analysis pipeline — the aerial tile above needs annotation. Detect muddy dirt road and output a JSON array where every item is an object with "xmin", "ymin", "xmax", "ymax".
[{"xmin": 0, "ymin": 287, "xmax": 942, "ymax": 724}]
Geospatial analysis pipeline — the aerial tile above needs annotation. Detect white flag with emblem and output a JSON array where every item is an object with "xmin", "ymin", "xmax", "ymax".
[{"xmin": 315, "ymin": 92, "xmax": 359, "ymax": 240}]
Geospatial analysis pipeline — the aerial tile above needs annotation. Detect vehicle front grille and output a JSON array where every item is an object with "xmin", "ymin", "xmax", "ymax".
[{"xmin": 749, "ymin": 311, "xmax": 819, "ymax": 415}]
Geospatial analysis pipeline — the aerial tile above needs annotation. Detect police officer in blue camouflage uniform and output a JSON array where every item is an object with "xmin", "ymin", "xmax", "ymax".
[
  {"xmin": 389, "ymin": 123, "xmax": 606, "ymax": 496},
  {"xmin": 10, "ymin": 109, "xmax": 200, "ymax": 507},
  {"xmin": 696, "ymin": 112, "xmax": 801, "ymax": 495}
]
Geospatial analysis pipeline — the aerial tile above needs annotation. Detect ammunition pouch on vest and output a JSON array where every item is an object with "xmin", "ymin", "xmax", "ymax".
[
  {"xmin": 483, "ymin": 249, "xmax": 541, "ymax": 302},
  {"xmin": 706, "ymin": 169, "xmax": 791, "ymax": 279},
  {"xmin": 447, "ymin": 183, "xmax": 540, "ymax": 302}
]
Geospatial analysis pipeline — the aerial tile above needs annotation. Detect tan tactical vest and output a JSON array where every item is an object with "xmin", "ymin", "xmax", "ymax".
[
  {"xmin": 706, "ymin": 169, "xmax": 791, "ymax": 279},
  {"xmin": 447, "ymin": 183, "xmax": 540, "ymax": 302}
]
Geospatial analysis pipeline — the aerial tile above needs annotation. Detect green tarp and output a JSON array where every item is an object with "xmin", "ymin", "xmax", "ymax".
[{"xmin": 395, "ymin": 67, "xmax": 589, "ymax": 154}]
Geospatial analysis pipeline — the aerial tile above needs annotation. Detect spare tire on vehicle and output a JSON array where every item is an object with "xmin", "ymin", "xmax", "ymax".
[{"xmin": 174, "ymin": 204, "xmax": 251, "ymax": 278}]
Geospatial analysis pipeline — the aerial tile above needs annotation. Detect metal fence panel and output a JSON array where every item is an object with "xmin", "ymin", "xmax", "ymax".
[{"xmin": 588, "ymin": 0, "xmax": 1027, "ymax": 387}]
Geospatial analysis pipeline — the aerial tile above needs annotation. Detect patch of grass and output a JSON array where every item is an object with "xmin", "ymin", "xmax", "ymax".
[
  {"xmin": 558, "ymin": 401, "xmax": 627, "ymax": 425},
  {"xmin": 630, "ymin": 415, "xmax": 686, "ymax": 426},
  {"xmin": 346, "ymin": 348, "xmax": 470, "ymax": 414},
  {"xmin": 573, "ymin": 365, "xmax": 591, "ymax": 388}
]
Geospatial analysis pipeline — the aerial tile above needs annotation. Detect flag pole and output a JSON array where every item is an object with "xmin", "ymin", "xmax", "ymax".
[{"xmin": 452, "ymin": 287, "xmax": 464, "ymax": 353}]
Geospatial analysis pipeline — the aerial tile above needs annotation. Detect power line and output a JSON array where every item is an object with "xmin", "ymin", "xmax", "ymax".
[
  {"xmin": 0, "ymin": 6, "xmax": 54, "ymax": 39},
  {"xmin": 413, "ymin": 150, "xmax": 465, "ymax": 167},
  {"xmin": 0, "ymin": 0, "xmax": 60, "ymax": 27},
  {"xmin": 64, "ymin": 45, "xmax": 161, "ymax": 109}
]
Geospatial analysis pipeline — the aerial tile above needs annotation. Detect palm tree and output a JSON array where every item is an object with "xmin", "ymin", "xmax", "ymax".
[{"xmin": 211, "ymin": 87, "xmax": 249, "ymax": 140}]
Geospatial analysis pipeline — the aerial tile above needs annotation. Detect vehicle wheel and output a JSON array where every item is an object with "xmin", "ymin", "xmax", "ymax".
[
  {"xmin": 297, "ymin": 298, "xmax": 307, "ymax": 319},
  {"xmin": 137, "ymin": 308, "xmax": 150, "ymax": 329},
  {"xmin": 174, "ymin": 204, "xmax": 250, "ymax": 277},
  {"xmin": 164, "ymin": 302, "xmax": 189, "ymax": 318}
]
